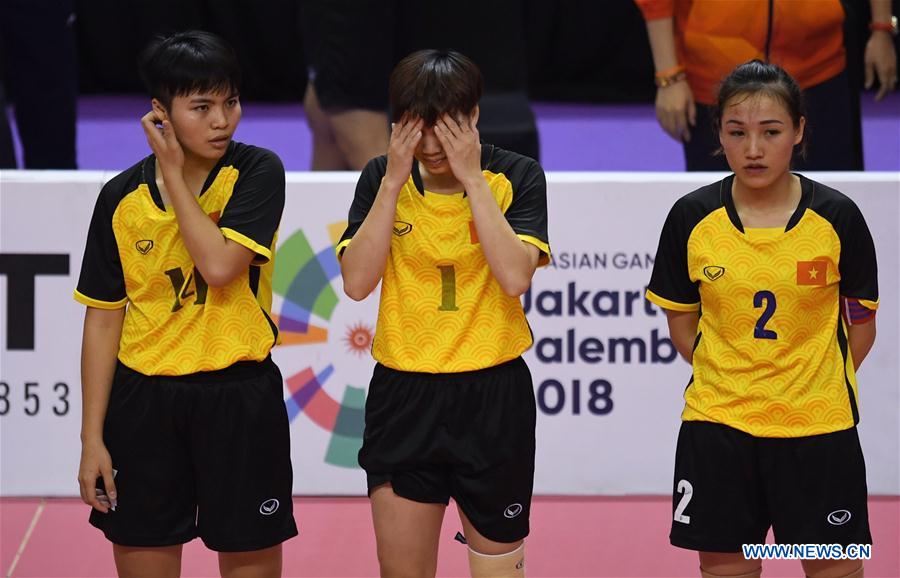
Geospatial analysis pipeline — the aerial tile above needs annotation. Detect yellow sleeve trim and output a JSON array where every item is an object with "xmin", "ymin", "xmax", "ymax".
[
  {"xmin": 221, "ymin": 228, "xmax": 273, "ymax": 264},
  {"xmin": 73, "ymin": 290, "xmax": 128, "ymax": 310},
  {"xmin": 517, "ymin": 234, "xmax": 551, "ymax": 267},
  {"xmin": 859, "ymin": 298, "xmax": 879, "ymax": 311},
  {"xmin": 335, "ymin": 238, "xmax": 352, "ymax": 261},
  {"xmin": 645, "ymin": 289, "xmax": 700, "ymax": 312}
]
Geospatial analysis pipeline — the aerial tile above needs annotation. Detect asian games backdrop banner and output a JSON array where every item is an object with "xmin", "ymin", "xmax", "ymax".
[{"xmin": 1, "ymin": 172, "xmax": 897, "ymax": 496}]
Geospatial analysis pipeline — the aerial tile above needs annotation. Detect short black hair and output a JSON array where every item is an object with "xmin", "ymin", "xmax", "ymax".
[
  {"xmin": 715, "ymin": 59, "xmax": 807, "ymax": 156},
  {"xmin": 389, "ymin": 49, "xmax": 483, "ymax": 125},
  {"xmin": 139, "ymin": 30, "xmax": 241, "ymax": 109}
]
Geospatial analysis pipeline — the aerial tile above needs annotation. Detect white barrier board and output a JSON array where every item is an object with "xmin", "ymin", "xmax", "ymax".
[{"xmin": 1, "ymin": 171, "xmax": 897, "ymax": 496}]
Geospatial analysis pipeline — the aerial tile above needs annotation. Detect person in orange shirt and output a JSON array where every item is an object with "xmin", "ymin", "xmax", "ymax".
[{"xmin": 635, "ymin": 0, "xmax": 897, "ymax": 170}]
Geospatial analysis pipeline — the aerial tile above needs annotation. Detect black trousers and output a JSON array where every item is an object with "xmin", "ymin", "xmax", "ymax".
[{"xmin": 0, "ymin": 0, "xmax": 77, "ymax": 168}]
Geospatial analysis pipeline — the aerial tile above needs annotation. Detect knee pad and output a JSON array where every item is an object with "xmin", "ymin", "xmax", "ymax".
[
  {"xmin": 468, "ymin": 542, "xmax": 525, "ymax": 578},
  {"xmin": 700, "ymin": 568, "xmax": 762, "ymax": 578}
]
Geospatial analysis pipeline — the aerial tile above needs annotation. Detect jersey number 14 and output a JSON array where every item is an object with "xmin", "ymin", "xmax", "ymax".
[{"xmin": 165, "ymin": 266, "xmax": 208, "ymax": 312}]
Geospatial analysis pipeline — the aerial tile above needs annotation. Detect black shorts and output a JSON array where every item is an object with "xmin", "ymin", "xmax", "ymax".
[
  {"xmin": 300, "ymin": 0, "xmax": 394, "ymax": 111},
  {"xmin": 359, "ymin": 357, "xmax": 536, "ymax": 543},
  {"xmin": 670, "ymin": 421, "xmax": 871, "ymax": 553},
  {"xmin": 89, "ymin": 357, "xmax": 298, "ymax": 552}
]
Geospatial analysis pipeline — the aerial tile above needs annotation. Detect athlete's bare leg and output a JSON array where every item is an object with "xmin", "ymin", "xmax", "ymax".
[
  {"xmin": 459, "ymin": 506, "xmax": 525, "ymax": 577},
  {"xmin": 303, "ymin": 84, "xmax": 389, "ymax": 171},
  {"xmin": 303, "ymin": 84, "xmax": 348, "ymax": 170},
  {"xmin": 113, "ymin": 544, "xmax": 183, "ymax": 578},
  {"xmin": 219, "ymin": 544, "xmax": 282, "ymax": 578},
  {"xmin": 802, "ymin": 559, "xmax": 863, "ymax": 578},
  {"xmin": 698, "ymin": 551, "xmax": 762, "ymax": 577},
  {"xmin": 371, "ymin": 483, "xmax": 445, "ymax": 578}
]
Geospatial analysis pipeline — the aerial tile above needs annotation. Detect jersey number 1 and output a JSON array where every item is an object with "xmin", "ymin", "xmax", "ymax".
[
  {"xmin": 753, "ymin": 290, "xmax": 777, "ymax": 340},
  {"xmin": 437, "ymin": 265, "xmax": 459, "ymax": 311}
]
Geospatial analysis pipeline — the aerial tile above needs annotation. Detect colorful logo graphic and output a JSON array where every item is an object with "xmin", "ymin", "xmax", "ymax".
[
  {"xmin": 272, "ymin": 224, "xmax": 372, "ymax": 468},
  {"xmin": 344, "ymin": 323, "xmax": 375, "ymax": 356}
]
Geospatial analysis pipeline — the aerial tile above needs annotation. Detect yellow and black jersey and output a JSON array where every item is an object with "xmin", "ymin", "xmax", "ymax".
[
  {"xmin": 74, "ymin": 141, "xmax": 285, "ymax": 376},
  {"xmin": 337, "ymin": 144, "xmax": 550, "ymax": 373},
  {"xmin": 647, "ymin": 174, "xmax": 878, "ymax": 438}
]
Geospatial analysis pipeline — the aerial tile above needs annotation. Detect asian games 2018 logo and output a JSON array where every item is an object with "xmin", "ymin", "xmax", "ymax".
[{"xmin": 271, "ymin": 223, "xmax": 374, "ymax": 468}]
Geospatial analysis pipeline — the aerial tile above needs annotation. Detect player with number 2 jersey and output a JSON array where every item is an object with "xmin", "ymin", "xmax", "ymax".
[{"xmin": 646, "ymin": 61, "xmax": 878, "ymax": 578}]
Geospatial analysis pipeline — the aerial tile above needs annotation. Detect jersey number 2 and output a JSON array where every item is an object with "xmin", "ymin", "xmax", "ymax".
[
  {"xmin": 753, "ymin": 290, "xmax": 777, "ymax": 340},
  {"xmin": 674, "ymin": 479, "xmax": 693, "ymax": 524}
]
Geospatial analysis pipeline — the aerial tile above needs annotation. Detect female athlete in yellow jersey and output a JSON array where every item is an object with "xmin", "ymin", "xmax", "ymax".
[
  {"xmin": 338, "ymin": 50, "xmax": 550, "ymax": 577},
  {"xmin": 647, "ymin": 60, "xmax": 878, "ymax": 578}
]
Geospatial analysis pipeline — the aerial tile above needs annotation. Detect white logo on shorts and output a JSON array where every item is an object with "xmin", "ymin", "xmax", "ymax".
[
  {"xmin": 504, "ymin": 503, "xmax": 523, "ymax": 519},
  {"xmin": 259, "ymin": 498, "xmax": 280, "ymax": 516},
  {"xmin": 827, "ymin": 510, "xmax": 851, "ymax": 526}
]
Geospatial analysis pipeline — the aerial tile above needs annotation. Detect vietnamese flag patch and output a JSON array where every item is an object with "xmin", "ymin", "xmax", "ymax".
[{"xmin": 797, "ymin": 260, "xmax": 827, "ymax": 286}]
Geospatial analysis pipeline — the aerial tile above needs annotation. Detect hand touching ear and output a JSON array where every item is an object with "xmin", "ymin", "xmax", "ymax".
[{"xmin": 141, "ymin": 110, "xmax": 184, "ymax": 172}]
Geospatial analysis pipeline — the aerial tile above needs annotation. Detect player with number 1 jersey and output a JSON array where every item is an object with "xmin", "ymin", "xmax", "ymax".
[{"xmin": 338, "ymin": 50, "xmax": 549, "ymax": 577}]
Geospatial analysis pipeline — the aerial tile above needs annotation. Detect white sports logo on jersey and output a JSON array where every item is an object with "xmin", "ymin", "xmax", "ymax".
[
  {"xmin": 827, "ymin": 510, "xmax": 851, "ymax": 526},
  {"xmin": 504, "ymin": 503, "xmax": 523, "ymax": 519},
  {"xmin": 259, "ymin": 498, "xmax": 280, "ymax": 516}
]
